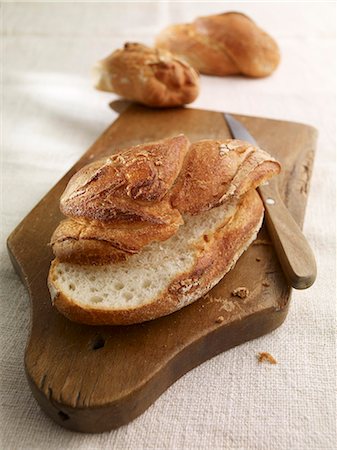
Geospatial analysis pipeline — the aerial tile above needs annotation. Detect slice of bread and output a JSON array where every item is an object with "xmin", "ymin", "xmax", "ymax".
[{"xmin": 48, "ymin": 190, "xmax": 263, "ymax": 325}]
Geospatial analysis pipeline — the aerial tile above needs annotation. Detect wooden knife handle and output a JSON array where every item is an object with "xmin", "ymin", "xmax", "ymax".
[{"xmin": 258, "ymin": 182, "xmax": 317, "ymax": 289}]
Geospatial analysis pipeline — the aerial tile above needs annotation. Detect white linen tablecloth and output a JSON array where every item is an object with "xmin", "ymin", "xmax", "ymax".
[{"xmin": 1, "ymin": 2, "xmax": 336, "ymax": 449}]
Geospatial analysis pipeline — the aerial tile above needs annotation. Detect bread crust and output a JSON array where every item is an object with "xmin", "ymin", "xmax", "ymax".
[
  {"xmin": 93, "ymin": 43, "xmax": 200, "ymax": 107},
  {"xmin": 170, "ymin": 139, "xmax": 280, "ymax": 214},
  {"xmin": 49, "ymin": 190, "xmax": 264, "ymax": 325},
  {"xmin": 60, "ymin": 134, "xmax": 189, "ymax": 223},
  {"xmin": 156, "ymin": 12, "xmax": 280, "ymax": 77}
]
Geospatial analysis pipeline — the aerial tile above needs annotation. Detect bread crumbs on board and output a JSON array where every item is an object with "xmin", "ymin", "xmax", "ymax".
[{"xmin": 231, "ymin": 287, "xmax": 249, "ymax": 298}]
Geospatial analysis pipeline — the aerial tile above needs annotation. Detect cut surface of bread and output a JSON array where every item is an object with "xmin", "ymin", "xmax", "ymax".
[{"xmin": 49, "ymin": 189, "xmax": 264, "ymax": 325}]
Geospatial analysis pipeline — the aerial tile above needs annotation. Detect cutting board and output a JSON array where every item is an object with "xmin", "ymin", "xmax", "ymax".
[{"xmin": 7, "ymin": 105, "xmax": 317, "ymax": 433}]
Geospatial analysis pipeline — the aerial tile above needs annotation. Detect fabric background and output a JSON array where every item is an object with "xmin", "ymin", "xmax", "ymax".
[{"xmin": 1, "ymin": 2, "xmax": 336, "ymax": 449}]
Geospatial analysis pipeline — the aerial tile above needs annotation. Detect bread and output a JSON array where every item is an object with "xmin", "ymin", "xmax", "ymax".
[
  {"xmin": 51, "ymin": 135, "xmax": 280, "ymax": 265},
  {"xmin": 93, "ymin": 43, "xmax": 200, "ymax": 107},
  {"xmin": 49, "ymin": 190, "xmax": 263, "ymax": 325},
  {"xmin": 156, "ymin": 12, "xmax": 280, "ymax": 77},
  {"xmin": 48, "ymin": 135, "xmax": 280, "ymax": 325}
]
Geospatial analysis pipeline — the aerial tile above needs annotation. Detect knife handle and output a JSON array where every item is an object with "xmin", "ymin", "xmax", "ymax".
[{"xmin": 258, "ymin": 182, "xmax": 317, "ymax": 289}]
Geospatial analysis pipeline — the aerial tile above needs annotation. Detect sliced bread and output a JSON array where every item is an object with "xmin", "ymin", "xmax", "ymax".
[{"xmin": 48, "ymin": 189, "xmax": 263, "ymax": 325}]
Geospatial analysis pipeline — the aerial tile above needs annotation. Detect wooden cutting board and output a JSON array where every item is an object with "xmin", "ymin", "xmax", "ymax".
[{"xmin": 7, "ymin": 105, "xmax": 317, "ymax": 433}]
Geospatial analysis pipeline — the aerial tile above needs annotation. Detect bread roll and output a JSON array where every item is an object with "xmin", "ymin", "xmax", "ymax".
[
  {"xmin": 48, "ymin": 135, "xmax": 280, "ymax": 325},
  {"xmin": 156, "ymin": 12, "xmax": 280, "ymax": 77},
  {"xmin": 93, "ymin": 43, "xmax": 200, "ymax": 107}
]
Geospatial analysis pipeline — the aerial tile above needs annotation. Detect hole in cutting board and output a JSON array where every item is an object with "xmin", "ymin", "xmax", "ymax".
[
  {"xmin": 58, "ymin": 411, "xmax": 69, "ymax": 421},
  {"xmin": 92, "ymin": 335, "xmax": 105, "ymax": 350}
]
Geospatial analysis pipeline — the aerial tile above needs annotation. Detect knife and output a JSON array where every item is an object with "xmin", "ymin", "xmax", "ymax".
[{"xmin": 224, "ymin": 113, "xmax": 316, "ymax": 289}]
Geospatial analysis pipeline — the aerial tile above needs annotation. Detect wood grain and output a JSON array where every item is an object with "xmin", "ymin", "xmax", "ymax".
[
  {"xmin": 7, "ymin": 105, "xmax": 317, "ymax": 433},
  {"xmin": 259, "ymin": 180, "xmax": 317, "ymax": 289}
]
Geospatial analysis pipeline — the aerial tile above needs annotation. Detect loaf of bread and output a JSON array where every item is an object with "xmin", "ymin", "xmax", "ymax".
[
  {"xmin": 93, "ymin": 43, "xmax": 200, "ymax": 107},
  {"xmin": 48, "ymin": 135, "xmax": 280, "ymax": 325},
  {"xmin": 156, "ymin": 12, "xmax": 280, "ymax": 77}
]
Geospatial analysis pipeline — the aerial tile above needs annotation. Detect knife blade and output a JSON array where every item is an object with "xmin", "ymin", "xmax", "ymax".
[{"xmin": 224, "ymin": 113, "xmax": 317, "ymax": 289}]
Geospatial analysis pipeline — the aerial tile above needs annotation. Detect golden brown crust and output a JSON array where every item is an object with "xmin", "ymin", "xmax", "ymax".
[
  {"xmin": 93, "ymin": 42, "xmax": 200, "ymax": 107},
  {"xmin": 50, "ymin": 190, "xmax": 264, "ymax": 325},
  {"xmin": 156, "ymin": 24, "xmax": 238, "ymax": 77},
  {"xmin": 52, "ymin": 135, "xmax": 280, "ymax": 265},
  {"xmin": 170, "ymin": 139, "xmax": 280, "ymax": 215},
  {"xmin": 156, "ymin": 12, "xmax": 280, "ymax": 77},
  {"xmin": 60, "ymin": 134, "xmax": 189, "ymax": 223}
]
